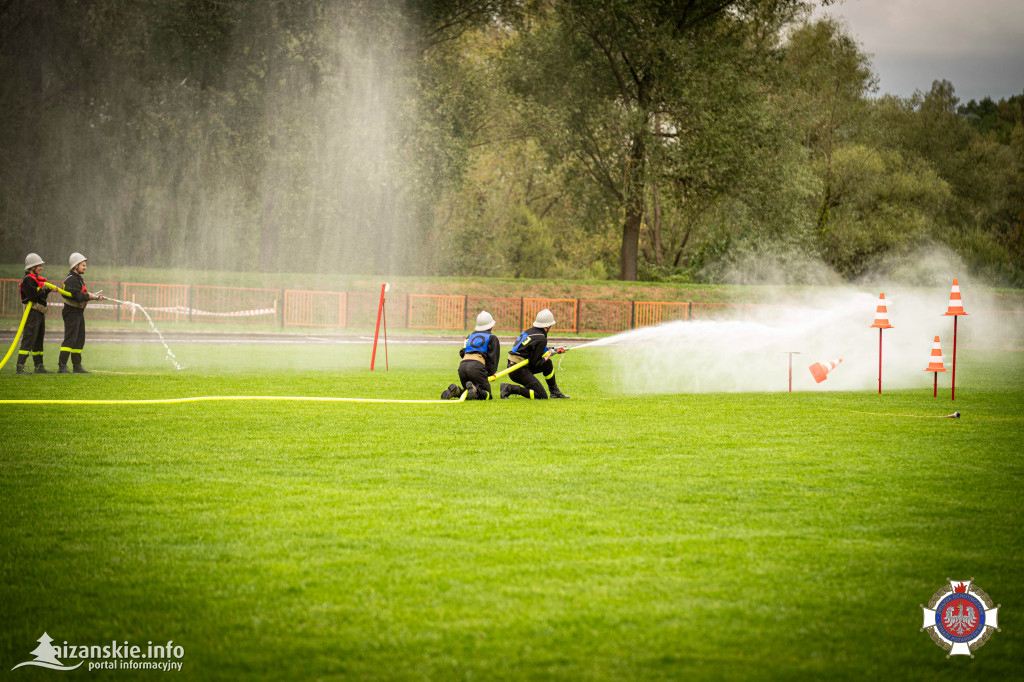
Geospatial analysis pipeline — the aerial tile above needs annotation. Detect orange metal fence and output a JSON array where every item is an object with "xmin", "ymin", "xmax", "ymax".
[
  {"xmin": 193, "ymin": 286, "xmax": 278, "ymax": 323},
  {"xmin": 689, "ymin": 302, "xmax": 744, "ymax": 320},
  {"xmin": 284, "ymin": 290, "xmax": 346, "ymax": 327},
  {"xmin": 408, "ymin": 294, "xmax": 466, "ymax": 330},
  {"xmin": 580, "ymin": 299, "xmax": 633, "ymax": 333},
  {"xmin": 3, "ymin": 278, "xmax": 1023, "ymax": 348},
  {"xmin": 523, "ymin": 298, "xmax": 578, "ymax": 333},
  {"xmin": 468, "ymin": 296, "xmax": 523, "ymax": 332},
  {"xmin": 635, "ymin": 301, "xmax": 689, "ymax": 327},
  {"xmin": 120, "ymin": 283, "xmax": 190, "ymax": 322}
]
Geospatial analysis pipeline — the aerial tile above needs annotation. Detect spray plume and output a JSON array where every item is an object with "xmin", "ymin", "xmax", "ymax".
[{"xmin": 575, "ymin": 285, "xmax": 1014, "ymax": 394}]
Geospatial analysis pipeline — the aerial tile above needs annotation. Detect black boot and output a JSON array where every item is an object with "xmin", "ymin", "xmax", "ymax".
[
  {"xmin": 466, "ymin": 383, "xmax": 478, "ymax": 400},
  {"xmin": 441, "ymin": 383, "xmax": 462, "ymax": 400},
  {"xmin": 34, "ymin": 364, "xmax": 52, "ymax": 374},
  {"xmin": 501, "ymin": 383, "xmax": 533, "ymax": 399},
  {"xmin": 16, "ymin": 363, "xmax": 29, "ymax": 375},
  {"xmin": 499, "ymin": 383, "xmax": 512, "ymax": 399},
  {"xmin": 73, "ymin": 366, "xmax": 91, "ymax": 374},
  {"xmin": 547, "ymin": 378, "xmax": 570, "ymax": 399},
  {"xmin": 58, "ymin": 365, "xmax": 71, "ymax": 374}
]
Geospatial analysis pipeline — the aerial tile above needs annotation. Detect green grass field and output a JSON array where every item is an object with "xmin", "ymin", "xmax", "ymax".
[{"xmin": 1, "ymin": 341, "xmax": 1022, "ymax": 680}]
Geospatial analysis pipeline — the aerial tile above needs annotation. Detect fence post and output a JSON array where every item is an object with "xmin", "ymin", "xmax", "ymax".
[
  {"xmin": 464, "ymin": 294, "xmax": 470, "ymax": 330},
  {"xmin": 406, "ymin": 294, "xmax": 412, "ymax": 329},
  {"xmin": 631, "ymin": 301, "xmax": 636, "ymax": 329},
  {"xmin": 520, "ymin": 297, "xmax": 525, "ymax": 331},
  {"xmin": 188, "ymin": 286, "xmax": 195, "ymax": 323},
  {"xmin": 114, "ymin": 282, "xmax": 120, "ymax": 321},
  {"xmin": 279, "ymin": 290, "xmax": 286, "ymax": 328},
  {"xmin": 575, "ymin": 298, "xmax": 581, "ymax": 333}
]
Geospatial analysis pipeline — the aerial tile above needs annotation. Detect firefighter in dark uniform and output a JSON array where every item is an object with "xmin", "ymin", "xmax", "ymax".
[
  {"xmin": 16, "ymin": 253, "xmax": 53, "ymax": 374},
  {"xmin": 499, "ymin": 308, "xmax": 569, "ymax": 399},
  {"xmin": 59, "ymin": 252, "xmax": 104, "ymax": 374},
  {"xmin": 442, "ymin": 311, "xmax": 501, "ymax": 400}
]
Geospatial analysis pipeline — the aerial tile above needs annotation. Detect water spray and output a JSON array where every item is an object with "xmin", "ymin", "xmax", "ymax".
[{"xmin": 104, "ymin": 296, "xmax": 185, "ymax": 371}]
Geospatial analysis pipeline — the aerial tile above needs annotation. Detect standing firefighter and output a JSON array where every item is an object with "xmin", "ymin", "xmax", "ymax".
[
  {"xmin": 442, "ymin": 311, "xmax": 501, "ymax": 400},
  {"xmin": 59, "ymin": 252, "xmax": 104, "ymax": 374},
  {"xmin": 500, "ymin": 309, "xmax": 569, "ymax": 399},
  {"xmin": 16, "ymin": 253, "xmax": 52, "ymax": 374}
]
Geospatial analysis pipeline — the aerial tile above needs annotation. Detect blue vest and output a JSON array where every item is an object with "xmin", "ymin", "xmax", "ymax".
[
  {"xmin": 465, "ymin": 331, "xmax": 490, "ymax": 353},
  {"xmin": 511, "ymin": 331, "xmax": 530, "ymax": 355}
]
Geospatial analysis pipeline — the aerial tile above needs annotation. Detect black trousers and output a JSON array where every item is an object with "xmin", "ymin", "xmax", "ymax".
[
  {"xmin": 61, "ymin": 308, "xmax": 86, "ymax": 366},
  {"xmin": 458, "ymin": 359, "xmax": 492, "ymax": 399},
  {"xmin": 18, "ymin": 308, "xmax": 45, "ymax": 364},
  {"xmin": 507, "ymin": 362, "xmax": 549, "ymax": 400}
]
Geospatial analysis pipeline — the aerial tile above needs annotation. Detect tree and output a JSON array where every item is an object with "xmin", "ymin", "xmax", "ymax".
[{"xmin": 503, "ymin": 0, "xmax": 814, "ymax": 280}]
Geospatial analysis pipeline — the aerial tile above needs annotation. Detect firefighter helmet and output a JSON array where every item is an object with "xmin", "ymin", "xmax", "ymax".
[
  {"xmin": 474, "ymin": 311, "xmax": 496, "ymax": 331},
  {"xmin": 24, "ymin": 253, "xmax": 44, "ymax": 270},
  {"xmin": 533, "ymin": 308, "xmax": 556, "ymax": 328},
  {"xmin": 69, "ymin": 252, "xmax": 87, "ymax": 270}
]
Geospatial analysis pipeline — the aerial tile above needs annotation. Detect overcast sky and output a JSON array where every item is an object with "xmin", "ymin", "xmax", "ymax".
[{"xmin": 815, "ymin": 0, "xmax": 1024, "ymax": 103}]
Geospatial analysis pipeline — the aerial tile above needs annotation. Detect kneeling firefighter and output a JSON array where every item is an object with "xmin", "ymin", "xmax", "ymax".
[
  {"xmin": 59, "ymin": 252, "xmax": 105, "ymax": 374},
  {"xmin": 500, "ymin": 308, "xmax": 569, "ymax": 399},
  {"xmin": 16, "ymin": 253, "xmax": 52, "ymax": 374},
  {"xmin": 442, "ymin": 311, "xmax": 501, "ymax": 400}
]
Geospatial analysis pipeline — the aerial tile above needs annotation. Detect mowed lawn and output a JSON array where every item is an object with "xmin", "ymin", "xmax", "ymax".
[{"xmin": 1, "ymin": 341, "xmax": 1022, "ymax": 680}]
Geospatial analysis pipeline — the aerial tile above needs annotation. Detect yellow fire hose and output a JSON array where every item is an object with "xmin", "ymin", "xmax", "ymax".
[
  {"xmin": 0, "ymin": 304, "xmax": 32, "ymax": 372},
  {"xmin": 488, "ymin": 358, "xmax": 529, "ymax": 383},
  {"xmin": 43, "ymin": 282, "xmax": 73, "ymax": 297},
  {"xmin": 0, "ymin": 395, "xmax": 470, "ymax": 405},
  {"xmin": 487, "ymin": 347, "xmax": 564, "ymax": 383}
]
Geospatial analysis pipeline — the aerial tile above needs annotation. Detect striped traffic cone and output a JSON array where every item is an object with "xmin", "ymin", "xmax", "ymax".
[
  {"xmin": 943, "ymin": 279, "xmax": 969, "ymax": 317},
  {"xmin": 942, "ymin": 279, "xmax": 968, "ymax": 401},
  {"xmin": 923, "ymin": 336, "xmax": 946, "ymax": 372},
  {"xmin": 923, "ymin": 335, "xmax": 946, "ymax": 398},
  {"xmin": 809, "ymin": 358, "xmax": 843, "ymax": 384},
  {"xmin": 869, "ymin": 292, "xmax": 893, "ymax": 329}
]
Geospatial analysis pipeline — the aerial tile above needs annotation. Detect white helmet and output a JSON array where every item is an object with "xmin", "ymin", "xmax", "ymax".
[
  {"xmin": 474, "ymin": 310, "xmax": 496, "ymax": 331},
  {"xmin": 69, "ymin": 252, "xmax": 87, "ymax": 270},
  {"xmin": 24, "ymin": 253, "xmax": 44, "ymax": 270},
  {"xmin": 533, "ymin": 308, "xmax": 556, "ymax": 328}
]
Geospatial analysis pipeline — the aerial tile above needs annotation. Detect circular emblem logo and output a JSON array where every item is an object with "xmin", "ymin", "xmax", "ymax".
[{"xmin": 935, "ymin": 592, "xmax": 985, "ymax": 642}]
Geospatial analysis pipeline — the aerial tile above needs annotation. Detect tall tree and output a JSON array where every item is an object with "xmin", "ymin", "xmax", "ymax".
[{"xmin": 504, "ymin": 0, "xmax": 813, "ymax": 280}]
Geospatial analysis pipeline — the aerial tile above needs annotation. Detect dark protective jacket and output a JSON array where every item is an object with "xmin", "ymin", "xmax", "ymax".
[
  {"xmin": 460, "ymin": 331, "xmax": 501, "ymax": 376},
  {"xmin": 20, "ymin": 273, "xmax": 50, "ymax": 306},
  {"xmin": 509, "ymin": 326, "xmax": 552, "ymax": 373},
  {"xmin": 63, "ymin": 270, "xmax": 91, "ymax": 309}
]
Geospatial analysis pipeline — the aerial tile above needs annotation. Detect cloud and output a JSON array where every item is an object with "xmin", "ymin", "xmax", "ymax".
[{"xmin": 819, "ymin": 0, "xmax": 1024, "ymax": 101}]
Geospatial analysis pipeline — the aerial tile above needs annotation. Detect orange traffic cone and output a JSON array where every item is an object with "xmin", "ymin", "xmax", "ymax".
[
  {"xmin": 809, "ymin": 358, "xmax": 843, "ymax": 384},
  {"xmin": 924, "ymin": 335, "xmax": 946, "ymax": 398},
  {"xmin": 943, "ymin": 279, "xmax": 969, "ymax": 316},
  {"xmin": 923, "ymin": 336, "xmax": 946, "ymax": 373},
  {"xmin": 869, "ymin": 293, "xmax": 893, "ymax": 329}
]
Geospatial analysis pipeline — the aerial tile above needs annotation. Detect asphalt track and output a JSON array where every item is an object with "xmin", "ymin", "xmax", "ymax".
[{"xmin": 0, "ymin": 328, "xmax": 588, "ymax": 346}]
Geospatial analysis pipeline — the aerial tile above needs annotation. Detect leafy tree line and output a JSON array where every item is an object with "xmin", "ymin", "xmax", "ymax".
[{"xmin": 1, "ymin": 0, "xmax": 1021, "ymax": 285}]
